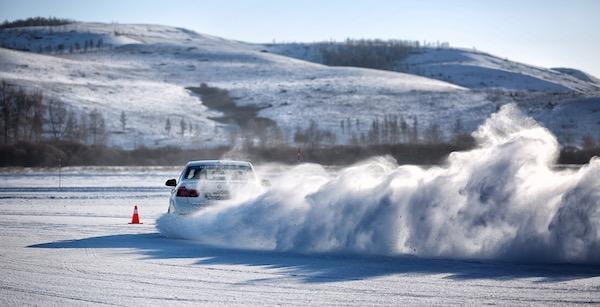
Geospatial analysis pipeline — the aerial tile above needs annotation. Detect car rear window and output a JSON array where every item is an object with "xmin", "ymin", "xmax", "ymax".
[{"xmin": 183, "ymin": 165, "xmax": 251, "ymax": 181}]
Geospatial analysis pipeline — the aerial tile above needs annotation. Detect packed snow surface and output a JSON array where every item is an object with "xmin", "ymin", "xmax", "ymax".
[
  {"xmin": 2, "ymin": 108, "xmax": 600, "ymax": 305},
  {"xmin": 159, "ymin": 105, "xmax": 600, "ymax": 264}
]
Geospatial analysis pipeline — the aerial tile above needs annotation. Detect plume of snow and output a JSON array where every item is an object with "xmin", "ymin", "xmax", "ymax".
[{"xmin": 157, "ymin": 104, "xmax": 600, "ymax": 264}]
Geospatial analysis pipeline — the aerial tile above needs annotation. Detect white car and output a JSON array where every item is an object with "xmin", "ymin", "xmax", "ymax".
[{"xmin": 165, "ymin": 160, "xmax": 266, "ymax": 215}]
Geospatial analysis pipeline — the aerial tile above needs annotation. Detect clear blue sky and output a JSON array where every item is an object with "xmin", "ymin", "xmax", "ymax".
[{"xmin": 1, "ymin": 0, "xmax": 599, "ymax": 76}]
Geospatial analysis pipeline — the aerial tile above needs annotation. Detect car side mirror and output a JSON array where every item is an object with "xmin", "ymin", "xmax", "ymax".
[
  {"xmin": 165, "ymin": 179, "xmax": 177, "ymax": 187},
  {"xmin": 261, "ymin": 179, "xmax": 271, "ymax": 187}
]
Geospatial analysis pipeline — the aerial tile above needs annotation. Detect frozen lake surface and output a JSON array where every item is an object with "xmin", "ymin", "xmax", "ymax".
[{"xmin": 1, "ymin": 166, "xmax": 599, "ymax": 306}]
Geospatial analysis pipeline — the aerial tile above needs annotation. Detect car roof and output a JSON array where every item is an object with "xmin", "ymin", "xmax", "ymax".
[{"xmin": 186, "ymin": 160, "xmax": 252, "ymax": 167}]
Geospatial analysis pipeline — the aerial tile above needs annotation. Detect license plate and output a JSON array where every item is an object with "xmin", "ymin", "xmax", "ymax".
[{"xmin": 206, "ymin": 191, "xmax": 231, "ymax": 200}]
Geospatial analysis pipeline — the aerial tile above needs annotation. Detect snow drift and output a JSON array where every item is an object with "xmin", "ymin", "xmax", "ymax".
[{"xmin": 157, "ymin": 104, "xmax": 600, "ymax": 264}]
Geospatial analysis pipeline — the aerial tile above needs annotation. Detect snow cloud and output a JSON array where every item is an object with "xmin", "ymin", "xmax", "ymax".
[{"xmin": 157, "ymin": 104, "xmax": 600, "ymax": 264}]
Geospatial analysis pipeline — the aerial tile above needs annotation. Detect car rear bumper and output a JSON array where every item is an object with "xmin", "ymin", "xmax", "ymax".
[{"xmin": 170, "ymin": 200, "xmax": 218, "ymax": 215}]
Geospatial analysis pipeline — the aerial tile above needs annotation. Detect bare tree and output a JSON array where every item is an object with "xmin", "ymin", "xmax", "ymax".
[
  {"xmin": 88, "ymin": 109, "xmax": 107, "ymax": 145},
  {"xmin": 425, "ymin": 123, "xmax": 443, "ymax": 144},
  {"xmin": 582, "ymin": 134, "xmax": 597, "ymax": 150},
  {"xmin": 47, "ymin": 98, "xmax": 67, "ymax": 140},
  {"xmin": 120, "ymin": 111, "xmax": 127, "ymax": 132},
  {"xmin": 399, "ymin": 116, "xmax": 408, "ymax": 143},
  {"xmin": 0, "ymin": 81, "xmax": 12, "ymax": 143},
  {"xmin": 259, "ymin": 124, "xmax": 285, "ymax": 148},
  {"xmin": 409, "ymin": 117, "xmax": 419, "ymax": 144},
  {"xmin": 179, "ymin": 118, "xmax": 186, "ymax": 136},
  {"xmin": 294, "ymin": 119, "xmax": 336, "ymax": 149},
  {"xmin": 452, "ymin": 118, "xmax": 463, "ymax": 137},
  {"xmin": 165, "ymin": 118, "xmax": 171, "ymax": 134},
  {"xmin": 368, "ymin": 118, "xmax": 380, "ymax": 145},
  {"xmin": 78, "ymin": 112, "xmax": 89, "ymax": 144},
  {"xmin": 63, "ymin": 110, "xmax": 79, "ymax": 142},
  {"xmin": 62, "ymin": 110, "xmax": 76, "ymax": 140},
  {"xmin": 24, "ymin": 91, "xmax": 43, "ymax": 142},
  {"xmin": 12, "ymin": 88, "xmax": 28, "ymax": 141}
]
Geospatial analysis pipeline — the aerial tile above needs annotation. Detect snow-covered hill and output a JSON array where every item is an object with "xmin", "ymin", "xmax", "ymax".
[
  {"xmin": 0, "ymin": 22, "xmax": 598, "ymax": 148},
  {"xmin": 268, "ymin": 43, "xmax": 600, "ymax": 95},
  {"xmin": 551, "ymin": 67, "xmax": 600, "ymax": 84},
  {"xmin": 400, "ymin": 48, "xmax": 600, "ymax": 94}
]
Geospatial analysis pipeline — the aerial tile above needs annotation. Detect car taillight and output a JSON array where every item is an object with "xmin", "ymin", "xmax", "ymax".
[{"xmin": 176, "ymin": 186, "xmax": 199, "ymax": 197}]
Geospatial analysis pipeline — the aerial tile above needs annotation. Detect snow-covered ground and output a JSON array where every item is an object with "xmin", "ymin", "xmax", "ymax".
[
  {"xmin": 399, "ymin": 48, "xmax": 600, "ymax": 94},
  {"xmin": 0, "ymin": 23, "xmax": 479, "ymax": 148},
  {"xmin": 1, "ymin": 166, "xmax": 600, "ymax": 306},
  {"xmin": 1, "ymin": 22, "xmax": 599, "ymax": 148},
  {"xmin": 269, "ymin": 43, "xmax": 600, "ymax": 94},
  {"xmin": 2, "ymin": 108, "xmax": 600, "ymax": 305}
]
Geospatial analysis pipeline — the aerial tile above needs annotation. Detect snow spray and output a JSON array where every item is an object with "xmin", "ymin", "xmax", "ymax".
[{"xmin": 157, "ymin": 104, "xmax": 600, "ymax": 264}]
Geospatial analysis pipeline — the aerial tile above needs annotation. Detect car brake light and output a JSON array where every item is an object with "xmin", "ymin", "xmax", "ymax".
[{"xmin": 176, "ymin": 186, "xmax": 199, "ymax": 197}]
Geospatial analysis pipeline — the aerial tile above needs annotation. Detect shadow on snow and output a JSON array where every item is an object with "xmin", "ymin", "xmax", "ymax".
[{"xmin": 29, "ymin": 233, "xmax": 600, "ymax": 284}]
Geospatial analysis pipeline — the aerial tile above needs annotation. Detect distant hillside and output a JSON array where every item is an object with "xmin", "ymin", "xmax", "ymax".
[
  {"xmin": 552, "ymin": 67, "xmax": 600, "ymax": 84},
  {"xmin": 399, "ymin": 48, "xmax": 600, "ymax": 94},
  {"xmin": 0, "ymin": 22, "xmax": 598, "ymax": 149},
  {"xmin": 0, "ymin": 16, "xmax": 74, "ymax": 29},
  {"xmin": 268, "ymin": 42, "xmax": 600, "ymax": 94}
]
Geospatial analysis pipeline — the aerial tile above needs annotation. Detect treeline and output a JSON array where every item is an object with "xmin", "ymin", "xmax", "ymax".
[
  {"xmin": 310, "ymin": 39, "xmax": 449, "ymax": 70},
  {"xmin": 0, "ymin": 141, "xmax": 230, "ymax": 167},
  {"xmin": 0, "ymin": 80, "xmax": 108, "ymax": 146},
  {"xmin": 1, "ymin": 140, "xmax": 597, "ymax": 167},
  {"xmin": 0, "ymin": 18, "xmax": 106, "ymax": 54},
  {"xmin": 317, "ymin": 39, "xmax": 421, "ymax": 70},
  {"xmin": 0, "ymin": 34, "xmax": 106, "ymax": 54},
  {"xmin": 559, "ymin": 146, "xmax": 600, "ymax": 164},
  {"xmin": 336, "ymin": 115, "xmax": 472, "ymax": 147},
  {"xmin": 38, "ymin": 37, "xmax": 105, "ymax": 54},
  {"xmin": 290, "ymin": 115, "xmax": 473, "ymax": 149},
  {"xmin": 249, "ymin": 143, "xmax": 472, "ymax": 165},
  {"xmin": 0, "ymin": 17, "xmax": 74, "ymax": 29},
  {"xmin": 1, "ymin": 80, "xmax": 598, "ymax": 167},
  {"xmin": 0, "ymin": 82, "xmax": 44, "ymax": 143}
]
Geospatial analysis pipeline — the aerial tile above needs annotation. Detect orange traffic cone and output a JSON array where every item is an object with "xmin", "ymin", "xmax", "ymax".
[{"xmin": 129, "ymin": 205, "xmax": 142, "ymax": 224}]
